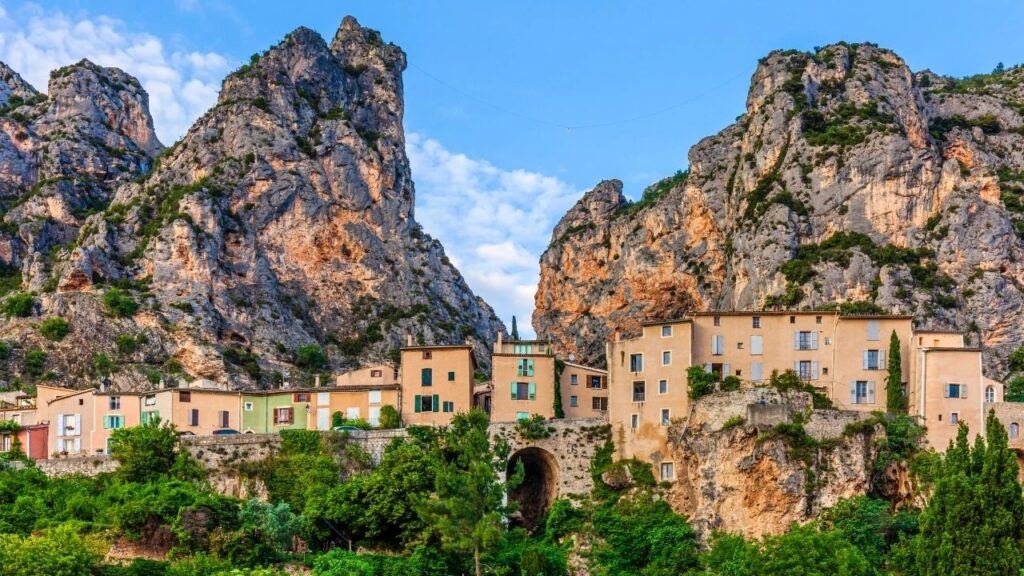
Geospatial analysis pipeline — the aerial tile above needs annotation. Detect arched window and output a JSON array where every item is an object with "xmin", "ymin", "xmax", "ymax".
[
  {"xmin": 1011, "ymin": 423, "xmax": 1019, "ymax": 440},
  {"xmin": 986, "ymin": 386, "xmax": 996, "ymax": 404}
]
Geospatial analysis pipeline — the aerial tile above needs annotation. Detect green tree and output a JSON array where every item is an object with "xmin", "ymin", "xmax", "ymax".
[
  {"xmin": 553, "ymin": 359, "xmax": 565, "ymax": 418},
  {"xmin": 592, "ymin": 492, "xmax": 699, "ymax": 575},
  {"xmin": 331, "ymin": 411, "xmax": 344, "ymax": 428},
  {"xmin": 93, "ymin": 353, "xmax": 114, "ymax": 376},
  {"xmin": 687, "ymin": 365, "xmax": 716, "ymax": 400},
  {"xmin": 900, "ymin": 411, "xmax": 1024, "ymax": 575},
  {"xmin": 510, "ymin": 316, "xmax": 519, "ymax": 341},
  {"xmin": 378, "ymin": 405, "xmax": 400, "ymax": 429},
  {"xmin": 0, "ymin": 524, "xmax": 102, "ymax": 576},
  {"xmin": 38, "ymin": 317, "xmax": 71, "ymax": 341},
  {"xmin": 294, "ymin": 344, "xmax": 325, "ymax": 370},
  {"xmin": 109, "ymin": 416, "xmax": 180, "ymax": 483},
  {"xmin": 23, "ymin": 347, "xmax": 46, "ymax": 377},
  {"xmin": 1006, "ymin": 376, "xmax": 1024, "ymax": 402},
  {"xmin": 2, "ymin": 292, "xmax": 34, "ymax": 318},
  {"xmin": 419, "ymin": 409, "xmax": 522, "ymax": 576},
  {"xmin": 103, "ymin": 288, "xmax": 139, "ymax": 317},
  {"xmin": 238, "ymin": 498, "xmax": 301, "ymax": 552},
  {"xmin": 886, "ymin": 330, "xmax": 905, "ymax": 413}
]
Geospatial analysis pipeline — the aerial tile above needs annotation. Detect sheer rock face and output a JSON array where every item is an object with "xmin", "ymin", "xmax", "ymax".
[
  {"xmin": 0, "ymin": 17, "xmax": 503, "ymax": 389},
  {"xmin": 536, "ymin": 43, "xmax": 1024, "ymax": 375}
]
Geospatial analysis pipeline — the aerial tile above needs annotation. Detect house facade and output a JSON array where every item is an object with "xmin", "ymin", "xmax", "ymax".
[
  {"xmin": 560, "ymin": 362, "xmax": 609, "ymax": 418},
  {"xmin": 399, "ymin": 343, "xmax": 475, "ymax": 426}
]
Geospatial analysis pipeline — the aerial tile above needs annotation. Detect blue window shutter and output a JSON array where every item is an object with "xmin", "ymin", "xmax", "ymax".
[
  {"xmin": 511, "ymin": 383, "xmax": 518, "ymax": 400},
  {"xmin": 422, "ymin": 368, "xmax": 432, "ymax": 386},
  {"xmin": 414, "ymin": 395, "xmax": 422, "ymax": 413},
  {"xmin": 528, "ymin": 382, "xmax": 536, "ymax": 400},
  {"xmin": 528, "ymin": 359, "xmax": 535, "ymax": 376},
  {"xmin": 432, "ymin": 394, "xmax": 440, "ymax": 412}
]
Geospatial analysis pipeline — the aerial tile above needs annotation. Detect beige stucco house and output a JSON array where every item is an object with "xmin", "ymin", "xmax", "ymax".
[{"xmin": 399, "ymin": 343, "xmax": 476, "ymax": 426}]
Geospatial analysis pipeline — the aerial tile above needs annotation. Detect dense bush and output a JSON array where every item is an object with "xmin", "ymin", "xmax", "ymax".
[
  {"xmin": 294, "ymin": 344, "xmax": 325, "ymax": 370},
  {"xmin": 1, "ymin": 292, "xmax": 34, "ymax": 318},
  {"xmin": 103, "ymin": 288, "xmax": 139, "ymax": 317},
  {"xmin": 38, "ymin": 317, "xmax": 71, "ymax": 341}
]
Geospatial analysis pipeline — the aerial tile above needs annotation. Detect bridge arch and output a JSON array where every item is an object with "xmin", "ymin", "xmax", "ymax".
[{"xmin": 507, "ymin": 446, "xmax": 559, "ymax": 530}]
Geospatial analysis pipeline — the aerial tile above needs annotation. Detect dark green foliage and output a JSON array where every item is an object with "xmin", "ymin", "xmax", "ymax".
[
  {"xmin": 0, "ymin": 263, "xmax": 21, "ymax": 298},
  {"xmin": 103, "ymin": 288, "xmax": 139, "ymax": 317},
  {"xmin": 820, "ymin": 496, "xmax": 919, "ymax": 568},
  {"xmin": 801, "ymin": 100, "xmax": 896, "ymax": 148},
  {"xmin": 617, "ymin": 170, "xmax": 689, "ymax": 217},
  {"xmin": 251, "ymin": 97, "xmax": 269, "ymax": 112},
  {"xmin": 896, "ymin": 412, "xmax": 1024, "ymax": 575},
  {"xmin": 115, "ymin": 333, "xmax": 145, "ymax": 356},
  {"xmin": 1006, "ymin": 376, "xmax": 1024, "ymax": 402},
  {"xmin": 886, "ymin": 331, "xmax": 905, "ymax": 413},
  {"xmin": 768, "ymin": 369, "xmax": 833, "ymax": 409},
  {"xmin": 93, "ymin": 353, "xmax": 114, "ymax": 376},
  {"xmin": 553, "ymin": 359, "xmax": 565, "ymax": 418},
  {"xmin": 378, "ymin": 405, "xmax": 400, "ymax": 429},
  {"xmin": 515, "ymin": 414, "xmax": 553, "ymax": 440},
  {"xmin": 38, "ymin": 317, "xmax": 70, "ymax": 341},
  {"xmin": 294, "ymin": 344, "xmax": 325, "ymax": 370},
  {"xmin": 591, "ymin": 492, "xmax": 699, "ymax": 575},
  {"xmin": 223, "ymin": 347, "xmax": 261, "ymax": 380},
  {"xmin": 510, "ymin": 315, "xmax": 520, "ymax": 340},
  {"xmin": 929, "ymin": 113, "xmax": 1002, "ymax": 140},
  {"xmin": 687, "ymin": 365, "xmax": 717, "ymax": 399},
  {"xmin": 23, "ymin": 347, "xmax": 46, "ymax": 377},
  {"xmin": 721, "ymin": 375, "xmax": 742, "ymax": 391},
  {"xmin": 109, "ymin": 417, "xmax": 183, "ymax": 483},
  {"xmin": 2, "ymin": 292, "xmax": 34, "ymax": 317}
]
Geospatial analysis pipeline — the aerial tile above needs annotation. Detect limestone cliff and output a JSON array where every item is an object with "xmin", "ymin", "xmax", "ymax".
[
  {"xmin": 0, "ymin": 17, "xmax": 503, "ymax": 389},
  {"xmin": 536, "ymin": 43, "xmax": 1024, "ymax": 374}
]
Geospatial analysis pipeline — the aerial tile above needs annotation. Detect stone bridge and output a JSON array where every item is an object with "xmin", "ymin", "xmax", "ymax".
[{"xmin": 490, "ymin": 418, "xmax": 609, "ymax": 529}]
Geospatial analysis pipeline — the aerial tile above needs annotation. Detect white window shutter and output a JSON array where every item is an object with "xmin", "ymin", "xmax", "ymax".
[
  {"xmin": 751, "ymin": 335, "xmax": 763, "ymax": 355},
  {"xmin": 794, "ymin": 331, "xmax": 800, "ymax": 350},
  {"xmin": 58, "ymin": 414, "xmax": 66, "ymax": 436},
  {"xmin": 723, "ymin": 363, "xmax": 730, "ymax": 376},
  {"xmin": 881, "ymin": 349, "xmax": 886, "ymax": 366},
  {"xmin": 810, "ymin": 332, "xmax": 818, "ymax": 349},
  {"xmin": 794, "ymin": 361, "xmax": 800, "ymax": 374},
  {"xmin": 850, "ymin": 382, "xmax": 857, "ymax": 404},
  {"xmin": 863, "ymin": 351, "xmax": 870, "ymax": 370},
  {"xmin": 74, "ymin": 414, "xmax": 81, "ymax": 433},
  {"xmin": 961, "ymin": 385, "xmax": 967, "ymax": 399},
  {"xmin": 751, "ymin": 362, "xmax": 762, "ymax": 381},
  {"xmin": 868, "ymin": 320, "xmax": 880, "ymax": 341},
  {"xmin": 812, "ymin": 361, "xmax": 819, "ymax": 380},
  {"xmin": 868, "ymin": 382, "xmax": 876, "ymax": 404},
  {"xmin": 704, "ymin": 363, "xmax": 712, "ymax": 373},
  {"xmin": 944, "ymin": 384, "xmax": 951, "ymax": 398}
]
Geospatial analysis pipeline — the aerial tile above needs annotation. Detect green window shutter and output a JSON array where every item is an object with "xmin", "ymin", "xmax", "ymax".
[
  {"xmin": 432, "ymin": 394, "xmax": 440, "ymax": 412},
  {"xmin": 448, "ymin": 371, "xmax": 455, "ymax": 381},
  {"xmin": 414, "ymin": 395, "xmax": 422, "ymax": 413},
  {"xmin": 511, "ymin": 382, "xmax": 518, "ymax": 400},
  {"xmin": 527, "ymin": 359, "xmax": 535, "ymax": 376},
  {"xmin": 528, "ymin": 382, "xmax": 536, "ymax": 400},
  {"xmin": 422, "ymin": 368, "xmax": 432, "ymax": 386},
  {"xmin": 103, "ymin": 416, "xmax": 110, "ymax": 429}
]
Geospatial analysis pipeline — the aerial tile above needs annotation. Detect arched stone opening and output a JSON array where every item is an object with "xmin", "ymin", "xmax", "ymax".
[{"xmin": 507, "ymin": 447, "xmax": 559, "ymax": 531}]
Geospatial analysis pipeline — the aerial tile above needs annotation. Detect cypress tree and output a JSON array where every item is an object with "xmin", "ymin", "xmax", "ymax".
[
  {"xmin": 510, "ymin": 316, "xmax": 519, "ymax": 341},
  {"xmin": 553, "ymin": 359, "xmax": 565, "ymax": 418},
  {"xmin": 885, "ymin": 330, "xmax": 905, "ymax": 413},
  {"xmin": 909, "ymin": 412, "xmax": 1024, "ymax": 575}
]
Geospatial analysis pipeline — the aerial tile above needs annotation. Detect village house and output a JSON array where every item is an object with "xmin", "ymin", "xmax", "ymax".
[
  {"xmin": 0, "ymin": 393, "xmax": 48, "ymax": 460},
  {"xmin": 399, "ymin": 341, "xmax": 475, "ymax": 426}
]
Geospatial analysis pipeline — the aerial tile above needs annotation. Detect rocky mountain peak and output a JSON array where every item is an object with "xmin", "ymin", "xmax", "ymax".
[{"xmin": 0, "ymin": 61, "xmax": 39, "ymax": 107}]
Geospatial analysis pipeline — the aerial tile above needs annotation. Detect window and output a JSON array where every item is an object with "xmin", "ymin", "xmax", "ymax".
[
  {"xmin": 660, "ymin": 462, "xmax": 675, "ymax": 481},
  {"xmin": 517, "ymin": 359, "xmax": 535, "ymax": 377},
  {"xmin": 750, "ymin": 335, "xmax": 763, "ymax": 355},
  {"xmin": 950, "ymin": 412, "xmax": 959, "ymax": 425},
  {"xmin": 513, "ymin": 343, "xmax": 533, "ymax": 354},
  {"xmin": 798, "ymin": 361, "xmax": 814, "ymax": 380},
  {"xmin": 592, "ymin": 397, "xmax": 608, "ymax": 411},
  {"xmin": 189, "ymin": 409, "xmax": 199, "ymax": 426},
  {"xmin": 661, "ymin": 408, "xmax": 671, "ymax": 426},
  {"xmin": 142, "ymin": 410, "xmax": 159, "ymax": 424},
  {"xmin": 273, "ymin": 407, "xmax": 294, "ymax": 425},
  {"xmin": 816, "ymin": 315, "xmax": 822, "ymax": 324},
  {"xmin": 421, "ymin": 368, "xmax": 433, "ymax": 386},
  {"xmin": 414, "ymin": 395, "xmax": 438, "ymax": 413},
  {"xmin": 570, "ymin": 395, "xmax": 578, "ymax": 407},
  {"xmin": 0, "ymin": 434, "xmax": 10, "ymax": 452},
  {"xmin": 570, "ymin": 374, "xmax": 578, "ymax": 386},
  {"xmin": 711, "ymin": 335, "xmax": 725, "ymax": 355},
  {"xmin": 179, "ymin": 391, "xmax": 191, "ymax": 403},
  {"xmin": 986, "ymin": 386, "xmax": 995, "ymax": 403},
  {"xmin": 823, "ymin": 367, "xmax": 829, "ymax": 375},
  {"xmin": 629, "ymin": 353, "xmax": 643, "ymax": 372},
  {"xmin": 851, "ymin": 381, "xmax": 874, "ymax": 405},
  {"xmin": 293, "ymin": 393, "xmax": 310, "ymax": 402},
  {"xmin": 751, "ymin": 362, "xmax": 763, "ymax": 381},
  {"xmin": 789, "ymin": 315, "xmax": 795, "ymax": 324},
  {"xmin": 662, "ymin": 351, "xmax": 672, "ymax": 366},
  {"xmin": 945, "ymin": 383, "xmax": 965, "ymax": 399},
  {"xmin": 368, "ymin": 390, "xmax": 382, "ymax": 404},
  {"xmin": 737, "ymin": 341, "xmax": 744, "ymax": 350},
  {"xmin": 104, "ymin": 415, "xmax": 124, "ymax": 429},
  {"xmin": 825, "ymin": 337, "xmax": 832, "ymax": 345},
  {"xmin": 244, "ymin": 402, "xmax": 254, "ymax": 412},
  {"xmin": 79, "ymin": 399, "xmax": 84, "ymax": 405},
  {"xmin": 796, "ymin": 331, "xmax": 817, "ymax": 350},
  {"xmin": 516, "ymin": 411, "xmax": 530, "ymax": 420},
  {"xmin": 633, "ymin": 381, "xmax": 646, "ymax": 402},
  {"xmin": 448, "ymin": 371, "xmax": 456, "ymax": 381},
  {"xmin": 512, "ymin": 382, "xmax": 535, "ymax": 400},
  {"xmin": 219, "ymin": 411, "xmax": 230, "ymax": 428},
  {"xmin": 863, "ymin": 350, "xmax": 881, "ymax": 370},
  {"xmin": 370, "ymin": 369, "xmax": 382, "ymax": 378},
  {"xmin": 422, "ymin": 351, "xmax": 432, "ymax": 360},
  {"xmin": 630, "ymin": 414, "xmax": 639, "ymax": 429},
  {"xmin": 109, "ymin": 396, "xmax": 120, "ymax": 410},
  {"xmin": 1012, "ymin": 423, "xmax": 1019, "ymax": 439},
  {"xmin": 589, "ymin": 376, "xmax": 603, "ymax": 389},
  {"xmin": 443, "ymin": 401, "xmax": 454, "ymax": 413},
  {"xmin": 752, "ymin": 316, "xmax": 760, "ymax": 329},
  {"xmin": 347, "ymin": 407, "xmax": 360, "ymax": 420},
  {"xmin": 867, "ymin": 320, "xmax": 880, "ymax": 341},
  {"xmin": 713, "ymin": 316, "xmax": 721, "ymax": 326},
  {"xmin": 662, "ymin": 325, "xmax": 672, "ymax": 337},
  {"xmin": 144, "ymin": 395, "xmax": 156, "ymax": 406},
  {"xmin": 659, "ymin": 379, "xmax": 668, "ymax": 395}
]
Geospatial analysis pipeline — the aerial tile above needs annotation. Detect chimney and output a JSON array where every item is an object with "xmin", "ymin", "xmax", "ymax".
[
  {"xmin": 314, "ymin": 374, "xmax": 321, "ymax": 388},
  {"xmin": 613, "ymin": 330, "xmax": 621, "ymax": 342},
  {"xmin": 406, "ymin": 333, "xmax": 413, "ymax": 346},
  {"xmin": 497, "ymin": 331, "xmax": 503, "ymax": 347}
]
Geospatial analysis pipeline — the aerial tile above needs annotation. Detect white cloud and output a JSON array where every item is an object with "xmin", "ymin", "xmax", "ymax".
[
  {"xmin": 0, "ymin": 3, "xmax": 233, "ymax": 143},
  {"xmin": 407, "ymin": 133, "xmax": 582, "ymax": 338}
]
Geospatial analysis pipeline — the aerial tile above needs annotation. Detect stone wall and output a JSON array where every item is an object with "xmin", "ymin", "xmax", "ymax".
[
  {"xmin": 37, "ymin": 455, "xmax": 119, "ymax": 477},
  {"xmin": 804, "ymin": 409, "xmax": 876, "ymax": 441},
  {"xmin": 490, "ymin": 417, "xmax": 609, "ymax": 498}
]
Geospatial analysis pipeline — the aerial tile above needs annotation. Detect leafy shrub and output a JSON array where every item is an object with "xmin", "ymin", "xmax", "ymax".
[
  {"xmin": 93, "ymin": 353, "xmax": 114, "ymax": 376},
  {"xmin": 687, "ymin": 365, "xmax": 717, "ymax": 400},
  {"xmin": 294, "ymin": 344, "xmax": 325, "ymax": 370},
  {"xmin": 721, "ymin": 375, "xmax": 742, "ymax": 391},
  {"xmin": 23, "ymin": 348, "xmax": 46, "ymax": 377},
  {"xmin": 515, "ymin": 414, "xmax": 552, "ymax": 440},
  {"xmin": 378, "ymin": 405, "xmax": 400, "ymax": 429},
  {"xmin": 103, "ymin": 288, "xmax": 139, "ymax": 317},
  {"xmin": 38, "ymin": 317, "xmax": 70, "ymax": 341},
  {"xmin": 223, "ymin": 347, "xmax": 261, "ymax": 380},
  {"xmin": 768, "ymin": 369, "xmax": 833, "ymax": 409},
  {"xmin": 2, "ymin": 292, "xmax": 34, "ymax": 318},
  {"xmin": 722, "ymin": 415, "xmax": 746, "ymax": 430}
]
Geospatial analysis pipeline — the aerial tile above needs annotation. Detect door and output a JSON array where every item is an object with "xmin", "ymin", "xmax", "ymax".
[{"xmin": 317, "ymin": 408, "xmax": 329, "ymax": 431}]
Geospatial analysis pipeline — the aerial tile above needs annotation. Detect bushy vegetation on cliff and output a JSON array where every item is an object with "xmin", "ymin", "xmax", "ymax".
[{"xmin": 0, "ymin": 411, "xmax": 1021, "ymax": 575}]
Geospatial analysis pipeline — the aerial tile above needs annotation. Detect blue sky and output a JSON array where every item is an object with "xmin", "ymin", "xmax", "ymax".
[{"xmin": 2, "ymin": 1, "xmax": 1023, "ymax": 335}]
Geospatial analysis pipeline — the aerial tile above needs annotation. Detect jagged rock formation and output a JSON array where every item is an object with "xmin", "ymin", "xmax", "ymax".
[
  {"xmin": 536, "ymin": 43, "xmax": 1024, "ymax": 374},
  {"xmin": 0, "ymin": 17, "xmax": 502, "ymax": 390}
]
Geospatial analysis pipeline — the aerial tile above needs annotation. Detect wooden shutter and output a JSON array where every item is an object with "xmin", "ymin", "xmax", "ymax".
[
  {"xmin": 527, "ymin": 359, "xmax": 534, "ymax": 376},
  {"xmin": 528, "ymin": 382, "xmax": 536, "ymax": 400},
  {"xmin": 273, "ymin": 408, "xmax": 279, "ymax": 424},
  {"xmin": 511, "ymin": 383, "xmax": 518, "ymax": 400},
  {"xmin": 944, "ymin": 384, "xmax": 951, "ymax": 398},
  {"xmin": 868, "ymin": 382, "xmax": 876, "ymax": 404},
  {"xmin": 723, "ymin": 363, "xmax": 730, "ymax": 377},
  {"xmin": 422, "ymin": 368, "xmax": 432, "ymax": 386},
  {"xmin": 850, "ymin": 382, "xmax": 857, "ymax": 405},
  {"xmin": 960, "ymin": 385, "xmax": 968, "ymax": 399},
  {"xmin": 414, "ymin": 395, "xmax": 422, "ymax": 413},
  {"xmin": 751, "ymin": 362, "xmax": 762, "ymax": 381},
  {"xmin": 751, "ymin": 335, "xmax": 762, "ymax": 355},
  {"xmin": 73, "ymin": 414, "xmax": 81, "ymax": 433},
  {"xmin": 868, "ymin": 320, "xmax": 879, "ymax": 341},
  {"xmin": 794, "ymin": 331, "xmax": 800, "ymax": 350},
  {"xmin": 810, "ymin": 332, "xmax": 818, "ymax": 349},
  {"xmin": 863, "ymin": 351, "xmax": 870, "ymax": 369},
  {"xmin": 432, "ymin": 394, "xmax": 440, "ymax": 413},
  {"xmin": 812, "ymin": 361, "xmax": 819, "ymax": 380}
]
